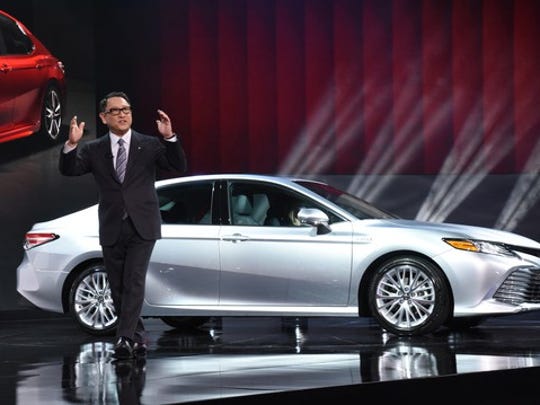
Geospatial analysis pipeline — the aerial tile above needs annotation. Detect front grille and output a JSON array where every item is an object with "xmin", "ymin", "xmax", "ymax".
[{"xmin": 494, "ymin": 267, "xmax": 540, "ymax": 305}]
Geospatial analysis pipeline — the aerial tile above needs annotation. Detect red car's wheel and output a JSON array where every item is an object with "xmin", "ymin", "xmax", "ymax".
[{"xmin": 40, "ymin": 84, "xmax": 64, "ymax": 143}]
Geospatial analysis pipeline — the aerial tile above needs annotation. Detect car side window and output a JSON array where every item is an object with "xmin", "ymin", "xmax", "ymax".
[
  {"xmin": 0, "ymin": 21, "xmax": 6, "ymax": 55},
  {"xmin": 0, "ymin": 15, "xmax": 33, "ymax": 55},
  {"xmin": 158, "ymin": 181, "xmax": 214, "ymax": 225},
  {"xmin": 228, "ymin": 181, "xmax": 338, "ymax": 227}
]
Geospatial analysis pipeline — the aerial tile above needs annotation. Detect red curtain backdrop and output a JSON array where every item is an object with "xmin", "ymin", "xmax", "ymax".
[{"xmin": 98, "ymin": 0, "xmax": 540, "ymax": 176}]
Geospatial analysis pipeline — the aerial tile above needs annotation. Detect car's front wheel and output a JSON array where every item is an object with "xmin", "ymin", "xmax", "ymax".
[
  {"xmin": 40, "ymin": 84, "xmax": 63, "ymax": 143},
  {"xmin": 68, "ymin": 264, "xmax": 117, "ymax": 336},
  {"xmin": 368, "ymin": 255, "xmax": 451, "ymax": 336}
]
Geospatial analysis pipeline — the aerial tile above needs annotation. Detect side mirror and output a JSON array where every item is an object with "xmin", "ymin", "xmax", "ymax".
[{"xmin": 297, "ymin": 208, "xmax": 331, "ymax": 234}]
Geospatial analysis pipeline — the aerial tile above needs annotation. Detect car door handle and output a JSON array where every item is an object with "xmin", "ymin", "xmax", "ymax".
[
  {"xmin": 0, "ymin": 64, "xmax": 12, "ymax": 73},
  {"xmin": 221, "ymin": 233, "xmax": 249, "ymax": 242}
]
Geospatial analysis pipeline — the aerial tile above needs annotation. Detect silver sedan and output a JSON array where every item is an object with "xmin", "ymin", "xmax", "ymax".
[{"xmin": 17, "ymin": 174, "xmax": 540, "ymax": 336}]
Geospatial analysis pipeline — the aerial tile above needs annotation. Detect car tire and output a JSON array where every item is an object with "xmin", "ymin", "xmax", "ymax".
[
  {"xmin": 160, "ymin": 316, "xmax": 210, "ymax": 329},
  {"xmin": 68, "ymin": 264, "xmax": 117, "ymax": 336},
  {"xmin": 368, "ymin": 255, "xmax": 451, "ymax": 336},
  {"xmin": 40, "ymin": 84, "xmax": 64, "ymax": 143}
]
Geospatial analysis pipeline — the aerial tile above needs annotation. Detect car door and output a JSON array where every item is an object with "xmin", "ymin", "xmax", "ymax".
[
  {"xmin": 145, "ymin": 180, "xmax": 220, "ymax": 307},
  {"xmin": 0, "ymin": 13, "xmax": 45, "ymax": 136},
  {"xmin": 0, "ymin": 13, "xmax": 16, "ymax": 135},
  {"xmin": 1, "ymin": 13, "xmax": 49, "ymax": 139},
  {"xmin": 218, "ymin": 180, "xmax": 354, "ymax": 308}
]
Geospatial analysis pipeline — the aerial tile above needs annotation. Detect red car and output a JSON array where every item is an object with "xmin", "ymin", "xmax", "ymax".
[{"xmin": 0, "ymin": 9, "xmax": 66, "ymax": 144}]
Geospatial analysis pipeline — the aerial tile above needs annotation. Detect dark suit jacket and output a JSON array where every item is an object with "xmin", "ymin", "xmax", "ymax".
[{"xmin": 59, "ymin": 131, "xmax": 187, "ymax": 246}]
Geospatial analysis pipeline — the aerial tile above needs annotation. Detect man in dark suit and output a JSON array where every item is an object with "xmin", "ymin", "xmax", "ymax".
[{"xmin": 59, "ymin": 91, "xmax": 187, "ymax": 359}]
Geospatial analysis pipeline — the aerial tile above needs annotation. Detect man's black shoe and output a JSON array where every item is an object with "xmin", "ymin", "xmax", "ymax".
[
  {"xmin": 113, "ymin": 336, "xmax": 134, "ymax": 359},
  {"xmin": 133, "ymin": 341, "xmax": 147, "ymax": 357}
]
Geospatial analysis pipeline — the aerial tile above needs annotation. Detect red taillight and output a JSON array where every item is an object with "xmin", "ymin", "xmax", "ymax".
[{"xmin": 24, "ymin": 232, "xmax": 59, "ymax": 250}]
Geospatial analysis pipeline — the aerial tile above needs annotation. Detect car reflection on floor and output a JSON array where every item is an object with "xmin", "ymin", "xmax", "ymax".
[{"xmin": 7, "ymin": 316, "xmax": 540, "ymax": 404}]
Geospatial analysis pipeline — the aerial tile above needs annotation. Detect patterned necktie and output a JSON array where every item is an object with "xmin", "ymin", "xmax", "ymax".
[{"xmin": 116, "ymin": 138, "xmax": 127, "ymax": 182}]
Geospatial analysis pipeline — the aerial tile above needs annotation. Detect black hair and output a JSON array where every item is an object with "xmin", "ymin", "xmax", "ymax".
[{"xmin": 99, "ymin": 91, "xmax": 131, "ymax": 112}]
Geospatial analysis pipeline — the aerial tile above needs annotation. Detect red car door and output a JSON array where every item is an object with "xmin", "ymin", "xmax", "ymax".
[{"xmin": 0, "ymin": 11, "xmax": 43, "ymax": 141}]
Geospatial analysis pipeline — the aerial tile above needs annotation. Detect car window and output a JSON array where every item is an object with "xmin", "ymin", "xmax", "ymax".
[
  {"xmin": 296, "ymin": 180, "xmax": 397, "ymax": 219},
  {"xmin": 227, "ymin": 181, "xmax": 341, "ymax": 226},
  {"xmin": 0, "ymin": 14, "xmax": 33, "ymax": 55},
  {"xmin": 158, "ymin": 181, "xmax": 214, "ymax": 225}
]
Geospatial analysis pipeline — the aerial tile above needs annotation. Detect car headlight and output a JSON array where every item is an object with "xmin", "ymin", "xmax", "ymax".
[{"xmin": 443, "ymin": 238, "xmax": 517, "ymax": 257}]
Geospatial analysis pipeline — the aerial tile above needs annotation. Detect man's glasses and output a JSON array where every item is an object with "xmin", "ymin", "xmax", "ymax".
[{"xmin": 105, "ymin": 107, "xmax": 132, "ymax": 116}]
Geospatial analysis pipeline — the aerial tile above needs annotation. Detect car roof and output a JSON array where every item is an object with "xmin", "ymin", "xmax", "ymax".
[{"xmin": 155, "ymin": 173, "xmax": 324, "ymax": 188}]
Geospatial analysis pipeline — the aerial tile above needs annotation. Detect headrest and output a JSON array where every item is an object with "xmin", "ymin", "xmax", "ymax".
[{"xmin": 233, "ymin": 195, "xmax": 252, "ymax": 215}]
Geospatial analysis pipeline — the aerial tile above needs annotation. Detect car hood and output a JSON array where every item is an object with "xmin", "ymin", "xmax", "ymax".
[{"xmin": 368, "ymin": 218, "xmax": 540, "ymax": 250}]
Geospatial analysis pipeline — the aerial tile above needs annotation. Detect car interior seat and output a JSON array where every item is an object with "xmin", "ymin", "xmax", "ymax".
[
  {"xmin": 251, "ymin": 194, "xmax": 270, "ymax": 225},
  {"xmin": 161, "ymin": 201, "xmax": 186, "ymax": 224},
  {"xmin": 232, "ymin": 194, "xmax": 258, "ymax": 225}
]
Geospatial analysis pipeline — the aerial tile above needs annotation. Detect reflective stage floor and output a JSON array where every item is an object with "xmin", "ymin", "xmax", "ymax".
[{"xmin": 2, "ymin": 313, "xmax": 540, "ymax": 404}]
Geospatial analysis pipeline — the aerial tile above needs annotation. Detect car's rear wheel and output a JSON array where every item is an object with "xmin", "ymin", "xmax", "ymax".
[
  {"xmin": 160, "ymin": 316, "xmax": 210, "ymax": 329},
  {"xmin": 69, "ymin": 264, "xmax": 117, "ymax": 336},
  {"xmin": 368, "ymin": 255, "xmax": 451, "ymax": 336},
  {"xmin": 40, "ymin": 84, "xmax": 63, "ymax": 143}
]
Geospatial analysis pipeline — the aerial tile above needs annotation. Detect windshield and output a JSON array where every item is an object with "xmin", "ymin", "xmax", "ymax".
[{"xmin": 296, "ymin": 180, "xmax": 397, "ymax": 220}]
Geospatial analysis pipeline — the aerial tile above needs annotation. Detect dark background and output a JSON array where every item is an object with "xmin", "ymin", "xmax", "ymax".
[{"xmin": 1, "ymin": 0, "xmax": 540, "ymax": 312}]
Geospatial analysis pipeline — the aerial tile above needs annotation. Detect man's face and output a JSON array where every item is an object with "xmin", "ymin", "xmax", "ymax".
[{"xmin": 99, "ymin": 96, "xmax": 133, "ymax": 135}]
